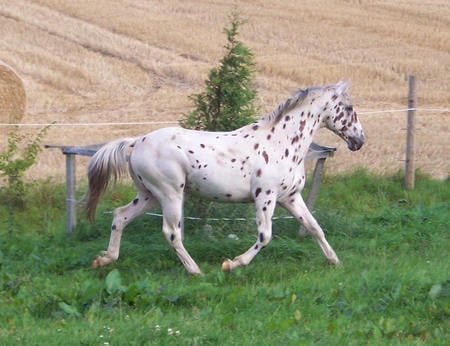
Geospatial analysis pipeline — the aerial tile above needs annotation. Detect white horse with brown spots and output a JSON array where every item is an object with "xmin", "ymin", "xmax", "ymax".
[{"xmin": 85, "ymin": 80, "xmax": 364, "ymax": 275}]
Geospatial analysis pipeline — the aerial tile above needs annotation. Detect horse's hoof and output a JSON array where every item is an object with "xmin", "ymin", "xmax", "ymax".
[
  {"xmin": 221, "ymin": 259, "xmax": 232, "ymax": 272},
  {"xmin": 190, "ymin": 270, "xmax": 204, "ymax": 276},
  {"xmin": 92, "ymin": 256, "xmax": 101, "ymax": 269},
  {"xmin": 328, "ymin": 257, "xmax": 340, "ymax": 266}
]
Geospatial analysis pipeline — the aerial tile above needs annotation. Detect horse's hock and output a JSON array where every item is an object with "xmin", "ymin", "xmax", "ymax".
[
  {"xmin": 0, "ymin": 61, "xmax": 26, "ymax": 148},
  {"xmin": 46, "ymin": 142, "xmax": 336, "ymax": 233}
]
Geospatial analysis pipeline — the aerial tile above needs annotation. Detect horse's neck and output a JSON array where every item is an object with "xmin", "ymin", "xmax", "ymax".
[
  {"xmin": 282, "ymin": 105, "xmax": 323, "ymax": 147},
  {"xmin": 240, "ymin": 103, "xmax": 324, "ymax": 152}
]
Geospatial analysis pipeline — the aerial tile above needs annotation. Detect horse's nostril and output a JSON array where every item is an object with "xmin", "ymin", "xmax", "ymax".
[{"xmin": 348, "ymin": 137, "xmax": 364, "ymax": 151}]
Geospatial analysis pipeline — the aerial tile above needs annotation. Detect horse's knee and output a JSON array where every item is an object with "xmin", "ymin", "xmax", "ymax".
[
  {"xmin": 162, "ymin": 225, "xmax": 182, "ymax": 245},
  {"xmin": 162, "ymin": 214, "xmax": 183, "ymax": 245},
  {"xmin": 258, "ymin": 231, "xmax": 272, "ymax": 247}
]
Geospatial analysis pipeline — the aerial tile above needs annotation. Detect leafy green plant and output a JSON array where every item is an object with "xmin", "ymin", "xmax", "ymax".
[
  {"xmin": 180, "ymin": 12, "xmax": 258, "ymax": 131},
  {"xmin": 0, "ymin": 126, "xmax": 48, "ymax": 207}
]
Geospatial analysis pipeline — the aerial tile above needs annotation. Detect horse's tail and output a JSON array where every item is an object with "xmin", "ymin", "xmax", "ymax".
[{"xmin": 84, "ymin": 137, "xmax": 136, "ymax": 222}]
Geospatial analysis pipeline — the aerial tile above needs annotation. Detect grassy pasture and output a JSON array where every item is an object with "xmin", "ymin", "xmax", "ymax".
[
  {"xmin": 0, "ymin": 171, "xmax": 448, "ymax": 345},
  {"xmin": 0, "ymin": 0, "xmax": 449, "ymax": 179}
]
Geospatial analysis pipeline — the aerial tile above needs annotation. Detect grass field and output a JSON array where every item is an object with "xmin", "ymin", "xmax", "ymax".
[
  {"xmin": 0, "ymin": 0, "xmax": 449, "ymax": 179},
  {"xmin": 0, "ymin": 171, "xmax": 448, "ymax": 344}
]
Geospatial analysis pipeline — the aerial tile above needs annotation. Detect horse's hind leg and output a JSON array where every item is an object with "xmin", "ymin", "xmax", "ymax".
[
  {"xmin": 160, "ymin": 196, "xmax": 202, "ymax": 275},
  {"xmin": 92, "ymin": 190, "xmax": 157, "ymax": 268},
  {"xmin": 280, "ymin": 194, "xmax": 339, "ymax": 265}
]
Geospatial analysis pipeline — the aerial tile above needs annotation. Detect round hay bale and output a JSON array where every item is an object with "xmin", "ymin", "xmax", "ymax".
[
  {"xmin": 0, "ymin": 61, "xmax": 26, "ymax": 124},
  {"xmin": 0, "ymin": 61, "xmax": 26, "ymax": 150}
]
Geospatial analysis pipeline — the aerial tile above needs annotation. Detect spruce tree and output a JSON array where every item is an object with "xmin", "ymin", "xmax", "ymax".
[{"xmin": 180, "ymin": 13, "xmax": 258, "ymax": 131}]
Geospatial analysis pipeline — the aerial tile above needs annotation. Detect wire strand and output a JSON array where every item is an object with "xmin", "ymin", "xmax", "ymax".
[{"xmin": 0, "ymin": 108, "xmax": 449, "ymax": 127}]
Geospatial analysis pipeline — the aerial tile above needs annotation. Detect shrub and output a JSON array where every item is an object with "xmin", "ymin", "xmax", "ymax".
[
  {"xmin": 180, "ymin": 12, "xmax": 258, "ymax": 131},
  {"xmin": 0, "ymin": 126, "xmax": 48, "ymax": 207}
]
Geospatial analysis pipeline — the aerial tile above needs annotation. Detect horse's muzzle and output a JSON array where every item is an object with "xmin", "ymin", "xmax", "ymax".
[{"xmin": 347, "ymin": 136, "xmax": 364, "ymax": 151}]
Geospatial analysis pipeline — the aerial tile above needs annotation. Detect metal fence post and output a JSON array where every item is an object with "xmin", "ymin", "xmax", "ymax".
[
  {"xmin": 306, "ymin": 157, "xmax": 326, "ymax": 210},
  {"xmin": 65, "ymin": 153, "xmax": 76, "ymax": 233},
  {"xmin": 405, "ymin": 75, "xmax": 416, "ymax": 190}
]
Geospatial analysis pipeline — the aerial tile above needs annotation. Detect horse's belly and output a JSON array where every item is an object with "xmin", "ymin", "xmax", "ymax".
[{"xmin": 186, "ymin": 171, "xmax": 252, "ymax": 202}]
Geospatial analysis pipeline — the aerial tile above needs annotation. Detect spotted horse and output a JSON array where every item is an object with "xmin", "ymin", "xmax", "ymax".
[{"xmin": 85, "ymin": 80, "xmax": 365, "ymax": 275}]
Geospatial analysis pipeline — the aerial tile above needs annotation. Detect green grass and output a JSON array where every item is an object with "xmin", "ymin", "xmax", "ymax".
[{"xmin": 0, "ymin": 171, "xmax": 448, "ymax": 345}]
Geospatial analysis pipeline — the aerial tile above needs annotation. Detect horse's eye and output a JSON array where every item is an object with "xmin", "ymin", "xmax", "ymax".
[{"xmin": 345, "ymin": 105, "xmax": 353, "ymax": 112}]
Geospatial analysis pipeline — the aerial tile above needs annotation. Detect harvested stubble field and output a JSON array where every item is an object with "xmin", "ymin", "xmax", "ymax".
[{"xmin": 0, "ymin": 0, "xmax": 449, "ymax": 180}]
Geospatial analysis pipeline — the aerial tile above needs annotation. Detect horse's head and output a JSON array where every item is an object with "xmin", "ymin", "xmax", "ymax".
[{"xmin": 323, "ymin": 81, "xmax": 365, "ymax": 151}]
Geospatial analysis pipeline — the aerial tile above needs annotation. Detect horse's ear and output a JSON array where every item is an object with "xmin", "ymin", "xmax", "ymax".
[{"xmin": 336, "ymin": 79, "xmax": 351, "ymax": 94}]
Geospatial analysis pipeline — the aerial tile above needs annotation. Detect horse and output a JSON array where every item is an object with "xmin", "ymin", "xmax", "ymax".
[{"xmin": 85, "ymin": 80, "xmax": 365, "ymax": 275}]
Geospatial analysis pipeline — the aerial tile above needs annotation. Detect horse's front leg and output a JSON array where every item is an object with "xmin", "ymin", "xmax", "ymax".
[
  {"xmin": 92, "ymin": 191, "xmax": 156, "ymax": 268},
  {"xmin": 280, "ymin": 193, "xmax": 339, "ymax": 265},
  {"xmin": 222, "ymin": 193, "xmax": 277, "ymax": 271},
  {"xmin": 160, "ymin": 195, "xmax": 203, "ymax": 276}
]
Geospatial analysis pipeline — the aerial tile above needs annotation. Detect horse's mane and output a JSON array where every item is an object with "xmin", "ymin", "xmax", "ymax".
[{"xmin": 259, "ymin": 88, "xmax": 311, "ymax": 125}]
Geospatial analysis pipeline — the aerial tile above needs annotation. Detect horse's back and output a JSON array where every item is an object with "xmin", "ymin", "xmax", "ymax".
[{"xmin": 129, "ymin": 127, "xmax": 255, "ymax": 201}]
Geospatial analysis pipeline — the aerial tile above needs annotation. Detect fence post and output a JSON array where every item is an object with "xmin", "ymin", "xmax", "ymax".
[
  {"xmin": 65, "ymin": 153, "xmax": 76, "ymax": 233},
  {"xmin": 306, "ymin": 157, "xmax": 326, "ymax": 210},
  {"xmin": 405, "ymin": 75, "xmax": 416, "ymax": 190}
]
